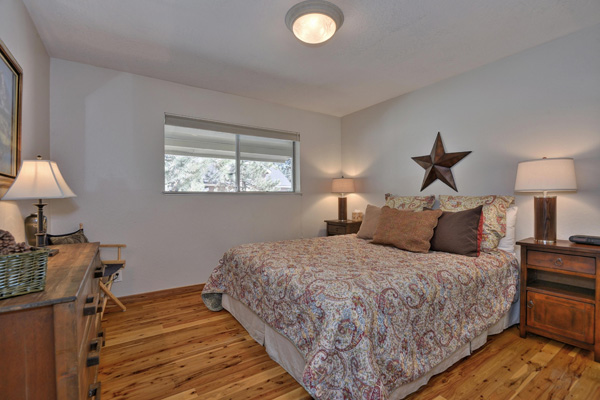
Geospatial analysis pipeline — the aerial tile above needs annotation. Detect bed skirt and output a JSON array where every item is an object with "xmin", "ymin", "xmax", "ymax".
[{"xmin": 222, "ymin": 293, "xmax": 520, "ymax": 400}]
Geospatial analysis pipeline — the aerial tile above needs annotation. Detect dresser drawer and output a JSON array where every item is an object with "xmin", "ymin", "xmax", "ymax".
[
  {"xmin": 527, "ymin": 250, "xmax": 596, "ymax": 275},
  {"xmin": 526, "ymin": 291, "xmax": 594, "ymax": 344}
]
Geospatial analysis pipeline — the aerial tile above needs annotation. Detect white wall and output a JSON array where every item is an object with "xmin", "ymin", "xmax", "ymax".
[
  {"xmin": 49, "ymin": 59, "xmax": 341, "ymax": 296},
  {"xmin": 342, "ymin": 24, "xmax": 600, "ymax": 242},
  {"xmin": 0, "ymin": 0, "xmax": 50, "ymax": 241}
]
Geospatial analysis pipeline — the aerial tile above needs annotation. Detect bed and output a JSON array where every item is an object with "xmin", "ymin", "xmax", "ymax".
[{"xmin": 202, "ymin": 232, "xmax": 519, "ymax": 399}]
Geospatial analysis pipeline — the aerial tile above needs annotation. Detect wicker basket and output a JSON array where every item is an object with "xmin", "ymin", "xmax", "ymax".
[{"xmin": 0, "ymin": 248, "xmax": 49, "ymax": 299}]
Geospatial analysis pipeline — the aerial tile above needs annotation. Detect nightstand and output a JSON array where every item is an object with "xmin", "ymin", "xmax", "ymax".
[
  {"xmin": 325, "ymin": 220, "xmax": 362, "ymax": 236},
  {"xmin": 517, "ymin": 238, "xmax": 600, "ymax": 361}
]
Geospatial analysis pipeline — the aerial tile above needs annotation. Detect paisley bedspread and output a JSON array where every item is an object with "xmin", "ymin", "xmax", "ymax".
[{"xmin": 202, "ymin": 234, "xmax": 519, "ymax": 399}]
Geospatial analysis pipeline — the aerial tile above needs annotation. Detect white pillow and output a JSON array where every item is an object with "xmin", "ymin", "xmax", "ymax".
[{"xmin": 497, "ymin": 206, "xmax": 518, "ymax": 254}]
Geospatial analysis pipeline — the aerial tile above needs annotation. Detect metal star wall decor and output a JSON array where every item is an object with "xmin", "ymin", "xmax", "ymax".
[{"xmin": 412, "ymin": 132, "xmax": 471, "ymax": 192}]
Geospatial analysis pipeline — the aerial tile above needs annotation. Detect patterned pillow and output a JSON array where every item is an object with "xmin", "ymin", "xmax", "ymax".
[
  {"xmin": 439, "ymin": 195, "xmax": 514, "ymax": 251},
  {"xmin": 384, "ymin": 195, "xmax": 435, "ymax": 211},
  {"xmin": 46, "ymin": 229, "xmax": 89, "ymax": 245},
  {"xmin": 372, "ymin": 207, "xmax": 443, "ymax": 253}
]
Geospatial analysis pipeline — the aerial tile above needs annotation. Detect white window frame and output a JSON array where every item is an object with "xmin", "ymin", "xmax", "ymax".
[{"xmin": 164, "ymin": 113, "xmax": 301, "ymax": 194}]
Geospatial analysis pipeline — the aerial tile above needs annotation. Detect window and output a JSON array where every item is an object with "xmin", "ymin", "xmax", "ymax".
[{"xmin": 164, "ymin": 114, "xmax": 300, "ymax": 193}]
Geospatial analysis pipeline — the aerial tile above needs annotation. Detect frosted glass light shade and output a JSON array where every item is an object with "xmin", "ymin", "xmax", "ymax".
[
  {"xmin": 332, "ymin": 177, "xmax": 355, "ymax": 194},
  {"xmin": 285, "ymin": 1, "xmax": 344, "ymax": 45},
  {"xmin": 514, "ymin": 158, "xmax": 577, "ymax": 192},
  {"xmin": 2, "ymin": 158, "xmax": 76, "ymax": 200},
  {"xmin": 292, "ymin": 13, "xmax": 337, "ymax": 44}
]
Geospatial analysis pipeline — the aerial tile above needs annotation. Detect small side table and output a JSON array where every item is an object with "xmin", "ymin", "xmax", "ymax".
[
  {"xmin": 517, "ymin": 237, "xmax": 600, "ymax": 361},
  {"xmin": 325, "ymin": 220, "xmax": 362, "ymax": 236}
]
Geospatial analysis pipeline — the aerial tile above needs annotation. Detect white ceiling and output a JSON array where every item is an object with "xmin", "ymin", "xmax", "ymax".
[{"xmin": 23, "ymin": 0, "xmax": 600, "ymax": 117}]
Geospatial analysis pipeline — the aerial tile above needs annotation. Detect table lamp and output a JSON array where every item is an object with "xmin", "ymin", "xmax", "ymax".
[
  {"xmin": 514, "ymin": 157, "xmax": 577, "ymax": 244},
  {"xmin": 2, "ymin": 156, "xmax": 76, "ymax": 248},
  {"xmin": 332, "ymin": 177, "xmax": 355, "ymax": 220}
]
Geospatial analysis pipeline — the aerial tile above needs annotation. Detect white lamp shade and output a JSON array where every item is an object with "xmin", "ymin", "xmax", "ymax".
[
  {"xmin": 2, "ymin": 159, "xmax": 76, "ymax": 200},
  {"xmin": 514, "ymin": 158, "xmax": 577, "ymax": 192},
  {"xmin": 332, "ymin": 177, "xmax": 355, "ymax": 194}
]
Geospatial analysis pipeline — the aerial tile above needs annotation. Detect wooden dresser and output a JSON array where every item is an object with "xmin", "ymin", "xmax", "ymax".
[
  {"xmin": 518, "ymin": 238, "xmax": 600, "ymax": 361},
  {"xmin": 0, "ymin": 243, "xmax": 104, "ymax": 399}
]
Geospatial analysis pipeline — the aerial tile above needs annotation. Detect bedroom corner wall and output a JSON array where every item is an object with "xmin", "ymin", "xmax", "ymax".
[
  {"xmin": 341, "ymin": 23, "xmax": 600, "ymax": 243},
  {"xmin": 49, "ymin": 59, "xmax": 341, "ymax": 296},
  {"xmin": 0, "ymin": 0, "xmax": 50, "ymax": 242}
]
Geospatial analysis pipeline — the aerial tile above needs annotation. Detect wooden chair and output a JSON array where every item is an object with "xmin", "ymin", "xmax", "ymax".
[
  {"xmin": 46, "ymin": 223, "xmax": 127, "ymax": 318},
  {"xmin": 98, "ymin": 242, "xmax": 127, "ymax": 318}
]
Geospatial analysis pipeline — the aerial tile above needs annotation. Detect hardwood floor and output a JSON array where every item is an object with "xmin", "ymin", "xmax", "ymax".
[{"xmin": 99, "ymin": 285, "xmax": 600, "ymax": 400}]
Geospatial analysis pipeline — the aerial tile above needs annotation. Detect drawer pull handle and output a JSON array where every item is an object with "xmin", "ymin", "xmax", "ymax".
[
  {"xmin": 83, "ymin": 294, "xmax": 100, "ymax": 316},
  {"xmin": 88, "ymin": 382, "xmax": 101, "ymax": 399},
  {"xmin": 90, "ymin": 338, "xmax": 100, "ymax": 352},
  {"xmin": 98, "ymin": 328, "xmax": 106, "ymax": 347},
  {"xmin": 527, "ymin": 300, "xmax": 534, "ymax": 309},
  {"xmin": 554, "ymin": 257, "xmax": 563, "ymax": 267},
  {"xmin": 87, "ymin": 349, "xmax": 100, "ymax": 367},
  {"xmin": 87, "ymin": 336, "xmax": 103, "ymax": 367},
  {"xmin": 94, "ymin": 265, "xmax": 105, "ymax": 279}
]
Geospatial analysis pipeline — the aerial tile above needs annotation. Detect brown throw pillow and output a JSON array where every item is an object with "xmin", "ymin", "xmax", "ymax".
[
  {"xmin": 372, "ymin": 207, "xmax": 443, "ymax": 253},
  {"xmin": 356, "ymin": 204, "xmax": 381, "ymax": 240},
  {"xmin": 46, "ymin": 229, "xmax": 89, "ymax": 245},
  {"xmin": 430, "ymin": 205, "xmax": 483, "ymax": 257}
]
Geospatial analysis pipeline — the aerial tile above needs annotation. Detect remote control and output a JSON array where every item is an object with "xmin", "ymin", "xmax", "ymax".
[{"xmin": 569, "ymin": 235, "xmax": 600, "ymax": 246}]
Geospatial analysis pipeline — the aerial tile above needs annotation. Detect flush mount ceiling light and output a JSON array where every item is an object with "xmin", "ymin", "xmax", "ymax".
[{"xmin": 285, "ymin": 0, "xmax": 344, "ymax": 45}]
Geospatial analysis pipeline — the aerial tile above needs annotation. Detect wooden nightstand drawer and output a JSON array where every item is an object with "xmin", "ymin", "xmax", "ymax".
[
  {"xmin": 527, "ymin": 250, "xmax": 595, "ymax": 275},
  {"xmin": 325, "ymin": 220, "xmax": 362, "ymax": 236},
  {"xmin": 328, "ymin": 225, "xmax": 347, "ymax": 235},
  {"xmin": 526, "ymin": 291, "xmax": 594, "ymax": 344}
]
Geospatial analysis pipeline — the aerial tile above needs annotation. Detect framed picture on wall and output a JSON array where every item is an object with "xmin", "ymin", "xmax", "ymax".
[{"xmin": 0, "ymin": 38, "xmax": 22, "ymax": 191}]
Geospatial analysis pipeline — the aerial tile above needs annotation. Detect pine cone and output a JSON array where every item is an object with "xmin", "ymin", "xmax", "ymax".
[
  {"xmin": 0, "ymin": 230, "xmax": 32, "ymax": 254},
  {"xmin": 0, "ymin": 230, "xmax": 17, "ymax": 251}
]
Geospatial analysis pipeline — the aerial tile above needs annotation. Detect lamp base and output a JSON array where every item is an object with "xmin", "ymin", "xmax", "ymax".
[
  {"xmin": 534, "ymin": 196, "xmax": 557, "ymax": 244},
  {"xmin": 338, "ymin": 197, "xmax": 348, "ymax": 220},
  {"xmin": 34, "ymin": 200, "xmax": 48, "ymax": 248}
]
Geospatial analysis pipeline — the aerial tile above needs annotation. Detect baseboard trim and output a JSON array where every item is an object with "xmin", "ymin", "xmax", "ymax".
[{"xmin": 115, "ymin": 283, "xmax": 205, "ymax": 305}]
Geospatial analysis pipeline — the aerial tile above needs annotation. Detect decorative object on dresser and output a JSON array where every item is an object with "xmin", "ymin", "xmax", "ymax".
[
  {"xmin": 351, "ymin": 209, "xmax": 363, "ymax": 221},
  {"xmin": 517, "ymin": 238, "xmax": 600, "ymax": 361},
  {"xmin": 331, "ymin": 176, "xmax": 355, "ymax": 220},
  {"xmin": 0, "ymin": 243, "xmax": 104, "ymax": 399},
  {"xmin": 24, "ymin": 213, "xmax": 48, "ymax": 246},
  {"xmin": 325, "ymin": 219, "xmax": 361, "ymax": 236},
  {"xmin": 2, "ymin": 156, "xmax": 76, "ymax": 249},
  {"xmin": 0, "ymin": 229, "xmax": 48, "ymax": 299},
  {"xmin": 514, "ymin": 157, "xmax": 577, "ymax": 244},
  {"xmin": 0, "ymin": 37, "xmax": 22, "ymax": 192},
  {"xmin": 411, "ymin": 132, "xmax": 471, "ymax": 191}
]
